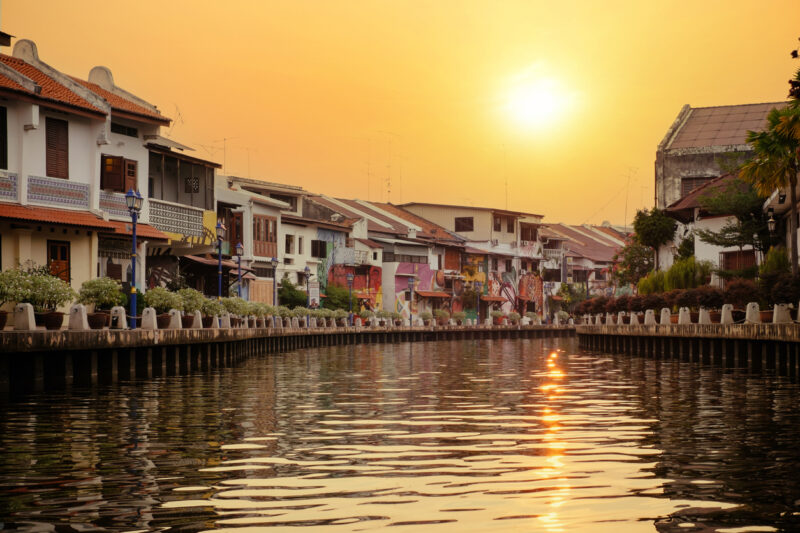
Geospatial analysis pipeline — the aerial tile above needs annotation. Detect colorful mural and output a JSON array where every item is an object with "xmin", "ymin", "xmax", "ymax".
[
  {"xmin": 328, "ymin": 264, "xmax": 382, "ymax": 310},
  {"xmin": 314, "ymin": 228, "xmax": 347, "ymax": 294}
]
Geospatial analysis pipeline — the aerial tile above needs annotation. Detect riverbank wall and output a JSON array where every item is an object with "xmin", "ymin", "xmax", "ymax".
[
  {"xmin": 577, "ymin": 323, "xmax": 800, "ymax": 377},
  {"xmin": 0, "ymin": 325, "xmax": 575, "ymax": 396}
]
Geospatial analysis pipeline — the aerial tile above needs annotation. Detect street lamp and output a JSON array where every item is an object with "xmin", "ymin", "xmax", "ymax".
[
  {"xmin": 235, "ymin": 242, "xmax": 244, "ymax": 298},
  {"xmin": 768, "ymin": 207, "xmax": 776, "ymax": 242},
  {"xmin": 408, "ymin": 277, "xmax": 414, "ymax": 327},
  {"xmin": 125, "ymin": 189, "xmax": 143, "ymax": 329},
  {"xmin": 304, "ymin": 265, "xmax": 311, "ymax": 325},
  {"xmin": 215, "ymin": 220, "xmax": 226, "ymax": 300},
  {"xmin": 474, "ymin": 280, "xmax": 482, "ymax": 325},
  {"xmin": 270, "ymin": 257, "xmax": 279, "ymax": 306},
  {"xmin": 346, "ymin": 272, "xmax": 354, "ymax": 325}
]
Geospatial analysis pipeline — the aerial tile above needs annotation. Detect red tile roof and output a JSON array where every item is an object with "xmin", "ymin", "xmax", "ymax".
[
  {"xmin": 355, "ymin": 238, "xmax": 383, "ymax": 248},
  {"xmin": 371, "ymin": 202, "xmax": 464, "ymax": 244},
  {"xmin": 665, "ymin": 173, "xmax": 744, "ymax": 223},
  {"xmin": 0, "ymin": 203, "xmax": 116, "ymax": 229},
  {"xmin": 416, "ymin": 290, "xmax": 451, "ymax": 298},
  {"xmin": 72, "ymin": 77, "xmax": 170, "ymax": 124},
  {"xmin": 0, "ymin": 54, "xmax": 104, "ymax": 115},
  {"xmin": 101, "ymin": 220, "xmax": 169, "ymax": 241},
  {"xmin": 668, "ymin": 102, "xmax": 785, "ymax": 150},
  {"xmin": 0, "ymin": 72, "xmax": 30, "ymax": 93},
  {"xmin": 544, "ymin": 223, "xmax": 622, "ymax": 263}
]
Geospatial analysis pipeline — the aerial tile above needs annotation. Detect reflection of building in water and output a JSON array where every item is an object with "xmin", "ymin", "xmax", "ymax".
[{"xmin": 618, "ymin": 358, "xmax": 800, "ymax": 528}]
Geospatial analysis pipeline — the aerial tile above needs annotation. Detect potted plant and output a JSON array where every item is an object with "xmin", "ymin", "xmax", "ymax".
[
  {"xmin": 490, "ymin": 310, "xmax": 505, "ymax": 325},
  {"xmin": 391, "ymin": 311, "xmax": 403, "ymax": 326},
  {"xmin": 359, "ymin": 309, "xmax": 374, "ymax": 325},
  {"xmin": 694, "ymin": 285, "xmax": 724, "ymax": 322},
  {"xmin": 143, "ymin": 287, "xmax": 182, "ymax": 328},
  {"xmin": 201, "ymin": 297, "xmax": 224, "ymax": 328},
  {"xmin": 724, "ymin": 278, "xmax": 760, "ymax": 313},
  {"xmin": 675, "ymin": 288, "xmax": 699, "ymax": 322},
  {"xmin": 77, "ymin": 277, "xmax": 125, "ymax": 329},
  {"xmin": 452, "ymin": 311, "xmax": 466, "ymax": 325},
  {"xmin": 419, "ymin": 311, "xmax": 433, "ymax": 326},
  {"xmin": 641, "ymin": 293, "xmax": 665, "ymax": 315},
  {"xmin": 556, "ymin": 310, "xmax": 569, "ymax": 324},
  {"xmin": 376, "ymin": 309, "xmax": 391, "ymax": 326},
  {"xmin": 26, "ymin": 272, "xmax": 76, "ymax": 330},
  {"xmin": 0, "ymin": 269, "xmax": 32, "ymax": 329},
  {"xmin": 433, "ymin": 308, "xmax": 450, "ymax": 326},
  {"xmin": 334, "ymin": 308, "xmax": 348, "ymax": 326},
  {"xmin": 525, "ymin": 311, "xmax": 538, "ymax": 324},
  {"xmin": 177, "ymin": 288, "xmax": 204, "ymax": 328},
  {"xmin": 506, "ymin": 311, "xmax": 519, "ymax": 325},
  {"xmin": 221, "ymin": 297, "xmax": 249, "ymax": 326},
  {"xmin": 614, "ymin": 295, "xmax": 631, "ymax": 323}
]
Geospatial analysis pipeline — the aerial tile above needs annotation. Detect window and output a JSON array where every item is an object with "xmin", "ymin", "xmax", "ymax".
[
  {"xmin": 110, "ymin": 122, "xmax": 138, "ymax": 138},
  {"xmin": 437, "ymin": 254, "xmax": 442, "ymax": 270},
  {"xmin": 0, "ymin": 106, "xmax": 6, "ymax": 169},
  {"xmin": 101, "ymin": 154, "xmax": 137, "ymax": 192},
  {"xmin": 384, "ymin": 252, "xmax": 395, "ymax": 262},
  {"xmin": 505, "ymin": 259, "xmax": 512, "ymax": 271},
  {"xmin": 492, "ymin": 257, "xmax": 498, "ymax": 271},
  {"xmin": 454, "ymin": 217, "xmax": 474, "ymax": 232},
  {"xmin": 594, "ymin": 269, "xmax": 607, "ymax": 281},
  {"xmin": 298, "ymin": 236, "xmax": 304, "ymax": 255},
  {"xmin": 373, "ymin": 251, "xmax": 378, "ymax": 261},
  {"xmin": 311, "ymin": 240, "xmax": 327, "ymax": 258},
  {"xmin": 507, "ymin": 217, "xmax": 514, "ymax": 233},
  {"xmin": 543, "ymin": 268, "xmax": 561, "ymax": 282},
  {"xmin": 47, "ymin": 240, "xmax": 70, "ymax": 283},
  {"xmin": 285, "ymin": 234, "xmax": 294, "ymax": 254},
  {"xmin": 521, "ymin": 225, "xmax": 537, "ymax": 241},
  {"xmin": 253, "ymin": 215, "xmax": 277, "ymax": 257},
  {"xmin": 681, "ymin": 177, "xmax": 713, "ymax": 197},
  {"xmin": 382, "ymin": 252, "xmax": 425, "ymax": 263},
  {"xmin": 493, "ymin": 215, "xmax": 501, "ymax": 231},
  {"xmin": 185, "ymin": 174, "xmax": 200, "ymax": 193},
  {"xmin": 270, "ymin": 193, "xmax": 297, "ymax": 211},
  {"xmin": 46, "ymin": 117, "xmax": 69, "ymax": 179}
]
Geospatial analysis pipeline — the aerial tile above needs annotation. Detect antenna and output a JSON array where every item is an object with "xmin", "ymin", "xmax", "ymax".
[{"xmin": 503, "ymin": 144, "xmax": 508, "ymax": 210}]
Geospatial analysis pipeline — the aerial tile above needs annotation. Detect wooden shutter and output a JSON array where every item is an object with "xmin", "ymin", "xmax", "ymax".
[
  {"xmin": 101, "ymin": 155, "xmax": 124, "ymax": 191},
  {"xmin": 107, "ymin": 262, "xmax": 122, "ymax": 280},
  {"xmin": 47, "ymin": 240, "xmax": 70, "ymax": 282},
  {"xmin": 124, "ymin": 159, "xmax": 137, "ymax": 193},
  {"xmin": 46, "ymin": 118, "xmax": 69, "ymax": 179}
]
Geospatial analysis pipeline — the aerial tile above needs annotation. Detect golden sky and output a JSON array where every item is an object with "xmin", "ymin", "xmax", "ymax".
[{"xmin": 5, "ymin": 1, "xmax": 799, "ymax": 224}]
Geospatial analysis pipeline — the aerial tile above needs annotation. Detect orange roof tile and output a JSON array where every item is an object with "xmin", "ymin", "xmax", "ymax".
[
  {"xmin": 101, "ymin": 220, "xmax": 169, "ymax": 241},
  {"xmin": 0, "ymin": 203, "xmax": 116, "ymax": 229},
  {"xmin": 0, "ymin": 54, "xmax": 104, "ymax": 115},
  {"xmin": 72, "ymin": 78, "xmax": 170, "ymax": 124},
  {"xmin": 416, "ymin": 290, "xmax": 451, "ymax": 298},
  {"xmin": 0, "ymin": 72, "xmax": 30, "ymax": 93},
  {"xmin": 668, "ymin": 102, "xmax": 785, "ymax": 150}
]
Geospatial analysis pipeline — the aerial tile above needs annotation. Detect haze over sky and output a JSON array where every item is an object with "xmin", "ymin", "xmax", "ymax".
[{"xmin": 6, "ymin": 1, "xmax": 799, "ymax": 224}]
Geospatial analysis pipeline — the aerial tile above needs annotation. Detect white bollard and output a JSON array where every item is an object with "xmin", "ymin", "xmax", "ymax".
[
  {"xmin": 617, "ymin": 311, "xmax": 626, "ymax": 325},
  {"xmin": 355, "ymin": 318, "xmax": 362, "ymax": 327},
  {"xmin": 220, "ymin": 312, "xmax": 232, "ymax": 328},
  {"xmin": 773, "ymin": 304, "xmax": 792, "ymax": 324},
  {"xmin": 721, "ymin": 304, "xmax": 734, "ymax": 325},
  {"xmin": 605, "ymin": 312, "xmax": 615, "ymax": 325},
  {"xmin": 68, "ymin": 303, "xmax": 90, "ymax": 331},
  {"xmin": 554, "ymin": 315, "xmax": 560, "ymax": 326},
  {"xmin": 630, "ymin": 312, "xmax": 639, "ymax": 326},
  {"xmin": 745, "ymin": 302, "xmax": 760, "ymax": 324},
  {"xmin": 110, "ymin": 306, "xmax": 128, "ymax": 330},
  {"xmin": 521, "ymin": 317, "xmax": 530, "ymax": 326},
  {"xmin": 484, "ymin": 318, "xmax": 492, "ymax": 327},
  {"xmin": 141, "ymin": 307, "xmax": 158, "ymax": 330},
  {"xmin": 595, "ymin": 314, "xmax": 603, "ymax": 325},
  {"xmin": 291, "ymin": 317, "xmax": 299, "ymax": 328},
  {"xmin": 568, "ymin": 317, "xmax": 574, "ymax": 325},
  {"xmin": 698, "ymin": 308, "xmax": 711, "ymax": 324},
  {"xmin": 532, "ymin": 314, "xmax": 542, "ymax": 326},
  {"xmin": 191, "ymin": 310, "xmax": 202, "ymax": 329},
  {"xmin": 644, "ymin": 309, "xmax": 656, "ymax": 325},
  {"xmin": 167, "ymin": 309, "xmax": 183, "ymax": 329},
  {"xmin": 13, "ymin": 303, "xmax": 35, "ymax": 331},
  {"xmin": 209, "ymin": 315, "xmax": 219, "ymax": 329},
  {"xmin": 660, "ymin": 308, "xmax": 671, "ymax": 325},
  {"xmin": 678, "ymin": 307, "xmax": 692, "ymax": 325}
]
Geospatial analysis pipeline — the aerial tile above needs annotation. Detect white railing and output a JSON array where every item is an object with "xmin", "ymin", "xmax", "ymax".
[
  {"xmin": 543, "ymin": 248, "xmax": 562, "ymax": 259},
  {"xmin": 148, "ymin": 198, "xmax": 204, "ymax": 237}
]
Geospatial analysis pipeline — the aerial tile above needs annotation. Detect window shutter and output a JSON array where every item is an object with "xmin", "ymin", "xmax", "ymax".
[
  {"xmin": 46, "ymin": 118, "xmax": 69, "ymax": 179},
  {"xmin": 101, "ymin": 155, "xmax": 124, "ymax": 191},
  {"xmin": 124, "ymin": 159, "xmax": 137, "ymax": 193}
]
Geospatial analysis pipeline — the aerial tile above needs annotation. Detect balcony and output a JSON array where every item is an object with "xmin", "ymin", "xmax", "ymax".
[
  {"xmin": 543, "ymin": 248, "xmax": 563, "ymax": 259},
  {"xmin": 354, "ymin": 250, "xmax": 369, "ymax": 265},
  {"xmin": 148, "ymin": 198, "xmax": 207, "ymax": 243}
]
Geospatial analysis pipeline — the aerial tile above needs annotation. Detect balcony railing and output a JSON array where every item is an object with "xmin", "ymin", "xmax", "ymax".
[
  {"xmin": 543, "ymin": 248, "xmax": 563, "ymax": 259},
  {"xmin": 148, "ymin": 198, "xmax": 204, "ymax": 238}
]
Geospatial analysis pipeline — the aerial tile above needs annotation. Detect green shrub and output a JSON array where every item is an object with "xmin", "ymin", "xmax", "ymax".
[
  {"xmin": 143, "ymin": 286, "xmax": 182, "ymax": 313},
  {"xmin": 360, "ymin": 309, "xmax": 375, "ymax": 319},
  {"xmin": 770, "ymin": 274, "xmax": 800, "ymax": 305},
  {"xmin": 433, "ymin": 309, "xmax": 450, "ymax": 319},
  {"xmin": 452, "ymin": 311, "xmax": 467, "ymax": 321},
  {"xmin": 508, "ymin": 311, "xmax": 521, "ymax": 322},
  {"xmin": 201, "ymin": 297, "xmax": 224, "ymax": 317},
  {"xmin": 419, "ymin": 311, "xmax": 433, "ymax": 320},
  {"xmin": 26, "ymin": 272, "xmax": 76, "ymax": 312},
  {"xmin": 278, "ymin": 279, "xmax": 308, "ymax": 308},
  {"xmin": 724, "ymin": 278, "xmax": 760, "ymax": 309},
  {"xmin": 177, "ymin": 288, "xmax": 204, "ymax": 314},
  {"xmin": 77, "ymin": 277, "xmax": 124, "ymax": 310},
  {"xmin": 694, "ymin": 286, "xmax": 724, "ymax": 309},
  {"xmin": 489, "ymin": 310, "xmax": 505, "ymax": 318},
  {"xmin": 292, "ymin": 306, "xmax": 310, "ymax": 317},
  {"xmin": 0, "ymin": 269, "xmax": 33, "ymax": 307},
  {"xmin": 221, "ymin": 297, "xmax": 249, "ymax": 315}
]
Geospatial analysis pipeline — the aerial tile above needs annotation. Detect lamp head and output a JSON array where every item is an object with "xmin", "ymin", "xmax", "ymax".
[
  {"xmin": 215, "ymin": 220, "xmax": 226, "ymax": 240},
  {"xmin": 235, "ymin": 242, "xmax": 243, "ymax": 257},
  {"xmin": 768, "ymin": 215, "xmax": 776, "ymax": 233},
  {"xmin": 270, "ymin": 257, "xmax": 279, "ymax": 268},
  {"xmin": 133, "ymin": 190, "xmax": 143, "ymax": 211},
  {"xmin": 125, "ymin": 189, "xmax": 136, "ymax": 210},
  {"xmin": 304, "ymin": 265, "xmax": 311, "ymax": 275},
  {"xmin": 346, "ymin": 273, "xmax": 354, "ymax": 284}
]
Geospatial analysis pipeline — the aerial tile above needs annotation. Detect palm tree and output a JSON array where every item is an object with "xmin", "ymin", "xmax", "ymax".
[{"xmin": 740, "ymin": 107, "xmax": 800, "ymax": 275}]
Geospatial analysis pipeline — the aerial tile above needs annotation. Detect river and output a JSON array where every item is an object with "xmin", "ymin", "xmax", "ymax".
[{"xmin": 1, "ymin": 337, "xmax": 799, "ymax": 531}]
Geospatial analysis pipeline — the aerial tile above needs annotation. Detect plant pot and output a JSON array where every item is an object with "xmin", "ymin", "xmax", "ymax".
[
  {"xmin": 423, "ymin": 319, "xmax": 431, "ymax": 326},
  {"xmin": 690, "ymin": 311, "xmax": 699, "ymax": 323},
  {"xmin": 709, "ymin": 311, "xmax": 721, "ymax": 324},
  {"xmin": 87, "ymin": 311, "xmax": 109, "ymax": 330},
  {"xmin": 436, "ymin": 318, "xmax": 447, "ymax": 326},
  {"xmin": 378, "ymin": 320, "xmax": 386, "ymax": 327},
  {"xmin": 156, "ymin": 313, "xmax": 171, "ymax": 329},
  {"xmin": 202, "ymin": 316, "xmax": 214, "ymax": 328},
  {"xmin": 456, "ymin": 319, "xmax": 462, "ymax": 326},
  {"xmin": 670, "ymin": 315, "xmax": 679, "ymax": 324},
  {"xmin": 182, "ymin": 314, "xmax": 195, "ymax": 328},
  {"xmin": 249, "ymin": 318, "xmax": 257, "ymax": 328},
  {"xmin": 759, "ymin": 309, "xmax": 773, "ymax": 323},
  {"xmin": 43, "ymin": 311, "xmax": 64, "ymax": 330},
  {"xmin": 493, "ymin": 317, "xmax": 503, "ymax": 325},
  {"xmin": 395, "ymin": 319, "xmax": 403, "ymax": 326},
  {"xmin": 34, "ymin": 312, "xmax": 46, "ymax": 327},
  {"xmin": 511, "ymin": 320, "xmax": 519, "ymax": 326},
  {"xmin": 621, "ymin": 316, "xmax": 631, "ymax": 325},
  {"xmin": 0, "ymin": 310, "xmax": 9, "ymax": 330}
]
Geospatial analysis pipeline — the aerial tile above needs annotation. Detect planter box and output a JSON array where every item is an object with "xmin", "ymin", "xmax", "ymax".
[
  {"xmin": 182, "ymin": 314, "xmax": 195, "ymax": 328},
  {"xmin": 156, "ymin": 314, "xmax": 171, "ymax": 329},
  {"xmin": 88, "ymin": 312, "xmax": 109, "ymax": 330},
  {"xmin": 202, "ymin": 316, "xmax": 215, "ymax": 328},
  {"xmin": 759, "ymin": 309, "xmax": 773, "ymax": 323}
]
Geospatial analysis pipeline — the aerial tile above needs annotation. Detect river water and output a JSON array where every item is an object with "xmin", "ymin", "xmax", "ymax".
[{"xmin": 1, "ymin": 337, "xmax": 799, "ymax": 532}]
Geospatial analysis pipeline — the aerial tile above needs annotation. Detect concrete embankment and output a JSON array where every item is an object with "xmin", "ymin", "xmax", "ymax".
[{"xmin": 0, "ymin": 325, "xmax": 575, "ymax": 396}]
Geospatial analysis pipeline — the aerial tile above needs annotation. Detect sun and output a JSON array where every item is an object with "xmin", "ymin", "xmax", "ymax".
[{"xmin": 505, "ymin": 77, "xmax": 568, "ymax": 129}]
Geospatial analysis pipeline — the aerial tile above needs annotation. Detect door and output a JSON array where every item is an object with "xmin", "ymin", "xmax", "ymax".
[
  {"xmin": 48, "ymin": 240, "xmax": 70, "ymax": 282},
  {"xmin": 231, "ymin": 212, "xmax": 243, "ymax": 251}
]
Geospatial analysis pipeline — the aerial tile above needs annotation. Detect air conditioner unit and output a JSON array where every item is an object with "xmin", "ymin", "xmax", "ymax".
[
  {"xmin": 491, "ymin": 239, "xmax": 499, "ymax": 246},
  {"xmin": 521, "ymin": 240, "xmax": 530, "ymax": 246}
]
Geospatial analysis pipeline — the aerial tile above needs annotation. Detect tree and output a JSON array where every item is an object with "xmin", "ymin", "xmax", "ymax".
[
  {"xmin": 611, "ymin": 237, "xmax": 654, "ymax": 287},
  {"xmin": 740, "ymin": 106, "xmax": 800, "ymax": 275},
  {"xmin": 278, "ymin": 278, "xmax": 308, "ymax": 308},
  {"xmin": 321, "ymin": 283, "xmax": 352, "ymax": 310},
  {"xmin": 633, "ymin": 208, "xmax": 676, "ymax": 270}
]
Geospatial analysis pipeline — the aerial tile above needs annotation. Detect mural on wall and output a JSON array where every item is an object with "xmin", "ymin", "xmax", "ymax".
[
  {"xmin": 393, "ymin": 262, "xmax": 453, "ymax": 319},
  {"xmin": 482, "ymin": 268, "xmax": 544, "ymax": 315},
  {"xmin": 315, "ymin": 228, "xmax": 348, "ymax": 294},
  {"xmin": 328, "ymin": 264, "xmax": 382, "ymax": 309}
]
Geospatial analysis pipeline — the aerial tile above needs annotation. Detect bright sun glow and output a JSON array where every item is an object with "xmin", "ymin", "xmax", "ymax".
[{"xmin": 506, "ymin": 76, "xmax": 568, "ymax": 129}]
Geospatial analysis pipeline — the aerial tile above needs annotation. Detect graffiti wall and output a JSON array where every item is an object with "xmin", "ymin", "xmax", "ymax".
[
  {"xmin": 314, "ymin": 228, "xmax": 348, "ymax": 294},
  {"xmin": 328, "ymin": 264, "xmax": 382, "ymax": 309}
]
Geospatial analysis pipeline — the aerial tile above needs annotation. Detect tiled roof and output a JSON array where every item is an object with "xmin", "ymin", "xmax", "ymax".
[
  {"xmin": 355, "ymin": 238, "xmax": 383, "ymax": 249},
  {"xmin": 544, "ymin": 223, "xmax": 622, "ymax": 263},
  {"xmin": 665, "ymin": 173, "xmax": 745, "ymax": 222},
  {"xmin": 0, "ymin": 203, "xmax": 116, "ymax": 229},
  {"xmin": 370, "ymin": 202, "xmax": 464, "ymax": 244},
  {"xmin": 416, "ymin": 290, "xmax": 451, "ymax": 298},
  {"xmin": 668, "ymin": 102, "xmax": 785, "ymax": 150},
  {"xmin": 0, "ymin": 72, "xmax": 30, "ymax": 93},
  {"xmin": 0, "ymin": 54, "xmax": 104, "ymax": 115},
  {"xmin": 101, "ymin": 220, "xmax": 169, "ymax": 241},
  {"xmin": 72, "ymin": 78, "xmax": 170, "ymax": 124},
  {"xmin": 399, "ymin": 201, "xmax": 543, "ymax": 219}
]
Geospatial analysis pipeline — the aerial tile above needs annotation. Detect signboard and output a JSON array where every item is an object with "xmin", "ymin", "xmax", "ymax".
[{"xmin": 308, "ymin": 281, "xmax": 321, "ymax": 308}]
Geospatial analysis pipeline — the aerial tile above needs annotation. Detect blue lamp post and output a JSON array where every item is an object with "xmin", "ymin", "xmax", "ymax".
[
  {"xmin": 304, "ymin": 265, "xmax": 311, "ymax": 325},
  {"xmin": 125, "ymin": 189, "xmax": 143, "ymax": 329},
  {"xmin": 474, "ymin": 280, "xmax": 482, "ymax": 324},
  {"xmin": 215, "ymin": 221, "xmax": 226, "ymax": 300},
  {"xmin": 235, "ymin": 242, "xmax": 244, "ymax": 298},
  {"xmin": 408, "ymin": 277, "xmax": 414, "ymax": 327},
  {"xmin": 346, "ymin": 272, "xmax": 354, "ymax": 325},
  {"xmin": 270, "ymin": 257, "xmax": 279, "ymax": 306}
]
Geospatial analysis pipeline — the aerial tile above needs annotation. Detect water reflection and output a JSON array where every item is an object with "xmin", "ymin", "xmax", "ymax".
[{"xmin": 0, "ymin": 339, "xmax": 799, "ymax": 531}]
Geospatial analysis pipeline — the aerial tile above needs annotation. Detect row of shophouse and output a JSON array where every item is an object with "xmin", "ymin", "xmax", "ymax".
[{"xmin": 0, "ymin": 38, "xmax": 625, "ymax": 320}]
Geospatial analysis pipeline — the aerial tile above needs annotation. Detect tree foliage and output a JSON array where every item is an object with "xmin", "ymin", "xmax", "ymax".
[
  {"xmin": 612, "ymin": 237, "xmax": 654, "ymax": 286},
  {"xmin": 278, "ymin": 278, "xmax": 308, "ymax": 308},
  {"xmin": 633, "ymin": 208, "xmax": 676, "ymax": 251},
  {"xmin": 321, "ymin": 283, "xmax": 353, "ymax": 311}
]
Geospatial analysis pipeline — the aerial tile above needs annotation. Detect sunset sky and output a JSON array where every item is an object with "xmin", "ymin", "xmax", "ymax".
[{"xmin": 5, "ymin": 1, "xmax": 799, "ymax": 224}]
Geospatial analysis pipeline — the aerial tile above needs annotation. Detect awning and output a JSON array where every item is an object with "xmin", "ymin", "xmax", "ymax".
[
  {"xmin": 481, "ymin": 295, "xmax": 506, "ymax": 302},
  {"xmin": 0, "ymin": 204, "xmax": 116, "ymax": 230},
  {"xmin": 550, "ymin": 295, "xmax": 564, "ymax": 301},
  {"xmin": 101, "ymin": 220, "xmax": 169, "ymax": 241},
  {"xmin": 416, "ymin": 290, "xmax": 451, "ymax": 298},
  {"xmin": 354, "ymin": 291, "xmax": 374, "ymax": 300},
  {"xmin": 183, "ymin": 254, "xmax": 253, "ymax": 272}
]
